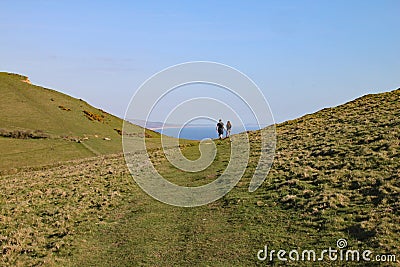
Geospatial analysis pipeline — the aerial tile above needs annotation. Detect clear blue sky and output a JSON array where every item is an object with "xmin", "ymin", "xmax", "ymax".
[{"xmin": 1, "ymin": 1, "xmax": 399, "ymax": 123}]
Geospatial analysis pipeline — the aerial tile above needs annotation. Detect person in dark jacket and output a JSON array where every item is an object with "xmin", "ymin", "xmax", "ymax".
[{"xmin": 216, "ymin": 119, "xmax": 224, "ymax": 139}]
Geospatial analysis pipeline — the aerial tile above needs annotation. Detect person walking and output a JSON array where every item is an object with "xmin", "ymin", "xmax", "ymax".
[
  {"xmin": 216, "ymin": 119, "xmax": 224, "ymax": 139},
  {"xmin": 226, "ymin": 120, "xmax": 232, "ymax": 138}
]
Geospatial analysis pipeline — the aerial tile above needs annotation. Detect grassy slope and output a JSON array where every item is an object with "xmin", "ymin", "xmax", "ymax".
[
  {"xmin": 1, "ymin": 88, "xmax": 399, "ymax": 266},
  {"xmin": 0, "ymin": 72, "xmax": 160, "ymax": 170}
]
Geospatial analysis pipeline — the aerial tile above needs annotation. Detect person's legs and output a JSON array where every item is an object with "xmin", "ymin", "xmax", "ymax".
[{"xmin": 218, "ymin": 129, "xmax": 223, "ymax": 139}]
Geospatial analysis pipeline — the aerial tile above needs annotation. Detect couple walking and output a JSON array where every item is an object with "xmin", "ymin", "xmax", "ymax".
[{"xmin": 216, "ymin": 119, "xmax": 232, "ymax": 139}]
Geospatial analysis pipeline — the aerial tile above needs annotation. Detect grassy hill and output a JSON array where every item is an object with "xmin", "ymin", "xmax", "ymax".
[
  {"xmin": 0, "ymin": 86, "xmax": 399, "ymax": 266},
  {"xmin": 0, "ymin": 72, "xmax": 161, "ymax": 170}
]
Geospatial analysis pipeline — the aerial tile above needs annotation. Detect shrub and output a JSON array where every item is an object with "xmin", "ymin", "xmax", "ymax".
[
  {"xmin": 114, "ymin": 128, "xmax": 122, "ymax": 135},
  {"xmin": 0, "ymin": 129, "xmax": 49, "ymax": 139},
  {"xmin": 83, "ymin": 110, "xmax": 104, "ymax": 122},
  {"xmin": 58, "ymin": 105, "xmax": 71, "ymax": 111}
]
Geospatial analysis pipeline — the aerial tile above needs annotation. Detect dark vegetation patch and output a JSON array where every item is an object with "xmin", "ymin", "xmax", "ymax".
[
  {"xmin": 114, "ymin": 128, "xmax": 122, "ymax": 135},
  {"xmin": 83, "ymin": 110, "xmax": 104, "ymax": 122},
  {"xmin": 0, "ymin": 129, "xmax": 49, "ymax": 139},
  {"xmin": 58, "ymin": 105, "xmax": 71, "ymax": 111}
]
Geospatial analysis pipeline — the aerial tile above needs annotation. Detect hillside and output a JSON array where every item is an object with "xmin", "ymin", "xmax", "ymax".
[
  {"xmin": 255, "ymin": 88, "xmax": 399, "ymax": 253},
  {"xmin": 0, "ymin": 88, "xmax": 399, "ymax": 266},
  {"xmin": 0, "ymin": 72, "xmax": 160, "ymax": 170}
]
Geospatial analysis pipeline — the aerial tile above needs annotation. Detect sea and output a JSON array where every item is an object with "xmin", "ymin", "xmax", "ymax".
[{"xmin": 154, "ymin": 125, "xmax": 262, "ymax": 140}]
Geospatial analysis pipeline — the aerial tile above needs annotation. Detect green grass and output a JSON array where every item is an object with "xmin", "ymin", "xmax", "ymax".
[
  {"xmin": 0, "ymin": 82, "xmax": 399, "ymax": 266},
  {"xmin": 0, "ymin": 72, "xmax": 164, "ymax": 170},
  {"xmin": 0, "ymin": 137, "xmax": 94, "ymax": 170}
]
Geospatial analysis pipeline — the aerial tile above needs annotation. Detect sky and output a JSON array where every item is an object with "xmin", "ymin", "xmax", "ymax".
[{"xmin": 1, "ymin": 1, "xmax": 399, "ymax": 124}]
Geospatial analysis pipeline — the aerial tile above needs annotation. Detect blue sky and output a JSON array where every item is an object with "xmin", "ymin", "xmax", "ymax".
[{"xmin": 1, "ymin": 1, "xmax": 399, "ymax": 123}]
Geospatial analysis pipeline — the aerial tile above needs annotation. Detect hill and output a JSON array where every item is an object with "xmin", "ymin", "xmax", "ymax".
[
  {"xmin": 0, "ymin": 87, "xmax": 399, "ymax": 266},
  {"xmin": 0, "ymin": 72, "xmax": 161, "ymax": 170}
]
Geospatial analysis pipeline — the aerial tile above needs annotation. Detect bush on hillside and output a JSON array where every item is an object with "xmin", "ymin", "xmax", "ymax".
[
  {"xmin": 83, "ymin": 110, "xmax": 104, "ymax": 122},
  {"xmin": 114, "ymin": 128, "xmax": 122, "ymax": 135},
  {"xmin": 58, "ymin": 105, "xmax": 71, "ymax": 111},
  {"xmin": 0, "ymin": 129, "xmax": 49, "ymax": 139}
]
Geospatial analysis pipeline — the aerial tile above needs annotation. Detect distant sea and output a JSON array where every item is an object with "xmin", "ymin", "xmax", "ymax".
[{"xmin": 154, "ymin": 125, "xmax": 262, "ymax": 140}]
